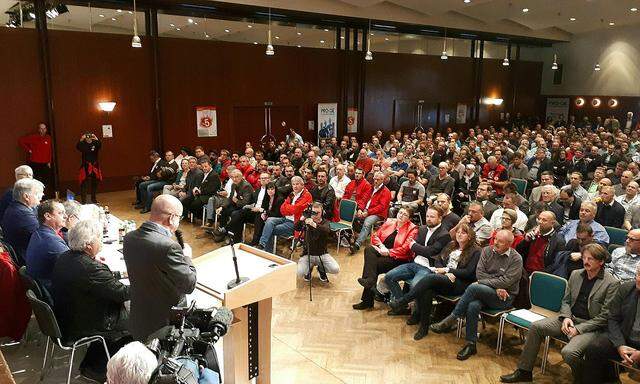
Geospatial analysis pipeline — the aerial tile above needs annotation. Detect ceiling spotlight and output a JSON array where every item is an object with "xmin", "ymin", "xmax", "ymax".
[
  {"xmin": 441, "ymin": 29, "xmax": 448, "ymax": 60},
  {"xmin": 575, "ymin": 97, "xmax": 585, "ymax": 107},
  {"xmin": 253, "ymin": 41, "xmax": 257, "ymax": 44},
  {"xmin": 552, "ymin": 53, "xmax": 558, "ymax": 70},
  {"xmin": 266, "ymin": 44, "xmax": 274, "ymax": 55},
  {"xmin": 188, "ymin": 18, "xmax": 194, "ymax": 23},
  {"xmin": 248, "ymin": 25, "xmax": 253, "ymax": 28},
  {"xmin": 116, "ymin": 9, "xmax": 122, "ymax": 13},
  {"xmin": 194, "ymin": 22, "xmax": 198, "ymax": 25},
  {"xmin": 570, "ymin": 17, "xmax": 576, "ymax": 21},
  {"xmin": 370, "ymin": 32, "xmax": 374, "ymax": 36},
  {"xmin": 365, "ymin": 19, "xmax": 373, "ymax": 62},
  {"xmin": 441, "ymin": 51, "xmax": 448, "ymax": 60},
  {"xmin": 99, "ymin": 14, "xmax": 105, "ymax": 17},
  {"xmin": 205, "ymin": 33, "xmax": 210, "ymax": 38},
  {"xmin": 365, "ymin": 50, "xmax": 373, "ymax": 61},
  {"xmin": 632, "ymin": 7, "xmax": 638, "ymax": 12},
  {"xmin": 320, "ymin": 40, "xmax": 325, "ymax": 44},
  {"xmin": 170, "ymin": 23, "xmax": 175, "ymax": 27},
  {"xmin": 464, "ymin": 0, "xmax": 471, "ymax": 3},
  {"xmin": 224, "ymin": 29, "xmax": 230, "ymax": 33},
  {"xmin": 609, "ymin": 21, "xmax": 615, "ymax": 26},
  {"xmin": 297, "ymin": 45, "xmax": 301, "ymax": 48},
  {"xmin": 594, "ymin": 63, "xmax": 601, "ymax": 71},
  {"xmin": 266, "ymin": 8, "xmax": 275, "ymax": 56},
  {"xmin": 592, "ymin": 98, "xmax": 602, "ymax": 107},
  {"xmin": 111, "ymin": 17, "xmax": 116, "ymax": 21},
  {"xmin": 128, "ymin": 11, "xmax": 133, "ymax": 14},
  {"xmin": 385, "ymin": 37, "xmax": 389, "ymax": 41},
  {"xmin": 275, "ymin": 35, "xmax": 279, "ymax": 39},
  {"xmin": 522, "ymin": 8, "xmax": 529, "ymax": 13},
  {"xmin": 503, "ymin": 57, "xmax": 510, "ymax": 66},
  {"xmin": 297, "ymin": 32, "xmax": 302, "ymax": 36},
  {"xmin": 131, "ymin": 0, "xmax": 141, "ymax": 48},
  {"xmin": 131, "ymin": 35, "xmax": 141, "ymax": 48},
  {"xmin": 176, "ymin": 28, "xmax": 181, "ymax": 31},
  {"xmin": 608, "ymin": 98, "xmax": 619, "ymax": 108}
]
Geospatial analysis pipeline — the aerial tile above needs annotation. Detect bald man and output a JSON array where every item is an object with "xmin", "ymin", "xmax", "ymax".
[
  {"xmin": 607, "ymin": 229, "xmax": 640, "ymax": 281},
  {"xmin": 595, "ymin": 186, "xmax": 625, "ymax": 228},
  {"xmin": 124, "ymin": 195, "xmax": 197, "ymax": 341}
]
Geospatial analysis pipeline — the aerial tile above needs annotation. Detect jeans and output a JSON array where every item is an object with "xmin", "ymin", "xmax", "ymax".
[
  {"xmin": 355, "ymin": 214, "xmax": 381, "ymax": 246},
  {"xmin": 136, "ymin": 180, "xmax": 155, "ymax": 203},
  {"xmin": 259, "ymin": 217, "xmax": 295, "ymax": 252},
  {"xmin": 452, "ymin": 283, "xmax": 513, "ymax": 343},
  {"xmin": 176, "ymin": 358, "xmax": 221, "ymax": 384},
  {"xmin": 206, "ymin": 195, "xmax": 230, "ymax": 220},
  {"xmin": 144, "ymin": 181, "xmax": 167, "ymax": 209},
  {"xmin": 297, "ymin": 254, "xmax": 340, "ymax": 276},
  {"xmin": 384, "ymin": 263, "xmax": 432, "ymax": 301}
]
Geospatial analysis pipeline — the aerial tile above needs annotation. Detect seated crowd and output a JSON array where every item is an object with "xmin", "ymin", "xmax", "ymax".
[{"xmin": 4, "ymin": 119, "xmax": 640, "ymax": 383}]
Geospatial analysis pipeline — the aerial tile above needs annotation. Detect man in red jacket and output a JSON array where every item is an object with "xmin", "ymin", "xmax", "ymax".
[
  {"xmin": 343, "ymin": 168, "xmax": 372, "ymax": 212},
  {"xmin": 258, "ymin": 176, "xmax": 312, "ymax": 253},
  {"xmin": 19, "ymin": 123, "xmax": 53, "ymax": 191},
  {"xmin": 350, "ymin": 171, "xmax": 392, "ymax": 254},
  {"xmin": 355, "ymin": 148, "xmax": 374, "ymax": 176}
]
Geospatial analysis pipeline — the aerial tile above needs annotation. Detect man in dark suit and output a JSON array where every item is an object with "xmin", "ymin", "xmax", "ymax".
[
  {"xmin": 384, "ymin": 205, "xmax": 451, "ymax": 315},
  {"xmin": 582, "ymin": 267, "xmax": 640, "ymax": 383},
  {"xmin": 310, "ymin": 169, "xmax": 335, "ymax": 220},
  {"xmin": 52, "ymin": 220, "xmax": 130, "ymax": 382},
  {"xmin": 476, "ymin": 182, "xmax": 498, "ymax": 220},
  {"xmin": 124, "ymin": 195, "xmax": 197, "ymax": 341},
  {"xmin": 595, "ymin": 186, "xmax": 626, "ymax": 228},
  {"xmin": 212, "ymin": 169, "xmax": 255, "ymax": 243},
  {"xmin": 181, "ymin": 158, "xmax": 220, "ymax": 219},
  {"xmin": 1, "ymin": 178, "xmax": 44, "ymax": 265},
  {"xmin": 178, "ymin": 157, "xmax": 203, "ymax": 203},
  {"xmin": 134, "ymin": 151, "xmax": 166, "ymax": 207}
]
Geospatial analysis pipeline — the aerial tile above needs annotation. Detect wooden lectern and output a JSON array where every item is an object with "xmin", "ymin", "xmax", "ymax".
[{"xmin": 193, "ymin": 243, "xmax": 296, "ymax": 384}]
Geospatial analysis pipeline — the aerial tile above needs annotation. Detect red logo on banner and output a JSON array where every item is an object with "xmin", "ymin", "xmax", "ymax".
[{"xmin": 200, "ymin": 116, "xmax": 213, "ymax": 128}]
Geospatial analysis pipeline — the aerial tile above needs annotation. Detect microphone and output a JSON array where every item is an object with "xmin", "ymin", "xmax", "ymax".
[
  {"xmin": 201, "ymin": 307, "xmax": 233, "ymax": 344},
  {"xmin": 175, "ymin": 229, "xmax": 185, "ymax": 249}
]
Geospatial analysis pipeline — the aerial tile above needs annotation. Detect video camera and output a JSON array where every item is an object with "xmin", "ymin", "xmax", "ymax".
[
  {"xmin": 146, "ymin": 302, "xmax": 233, "ymax": 384},
  {"xmin": 301, "ymin": 203, "xmax": 315, "ymax": 219}
]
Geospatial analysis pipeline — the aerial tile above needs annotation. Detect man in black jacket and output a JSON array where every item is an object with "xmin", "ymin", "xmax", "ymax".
[
  {"xmin": 134, "ymin": 151, "xmax": 166, "ymax": 207},
  {"xmin": 181, "ymin": 158, "xmax": 220, "ymax": 219},
  {"xmin": 213, "ymin": 169, "xmax": 254, "ymax": 242},
  {"xmin": 178, "ymin": 157, "xmax": 203, "ymax": 203},
  {"xmin": 310, "ymin": 169, "xmax": 335, "ymax": 220},
  {"xmin": 595, "ymin": 185, "xmax": 626, "ymax": 228},
  {"xmin": 582, "ymin": 271, "xmax": 640, "ymax": 383},
  {"xmin": 295, "ymin": 202, "xmax": 339, "ymax": 282},
  {"xmin": 275, "ymin": 165, "xmax": 295, "ymax": 198},
  {"xmin": 517, "ymin": 210, "xmax": 566, "ymax": 275},
  {"xmin": 52, "ymin": 220, "xmax": 131, "ymax": 382}
]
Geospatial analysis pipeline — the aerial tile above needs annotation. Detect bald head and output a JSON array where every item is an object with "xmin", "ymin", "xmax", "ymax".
[
  {"xmin": 493, "ymin": 229, "xmax": 514, "ymax": 254},
  {"xmin": 150, "ymin": 194, "xmax": 183, "ymax": 231},
  {"xmin": 627, "ymin": 229, "xmax": 640, "ymax": 254}
]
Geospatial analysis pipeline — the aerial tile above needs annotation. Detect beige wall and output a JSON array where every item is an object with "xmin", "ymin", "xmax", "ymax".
[{"xmin": 522, "ymin": 24, "xmax": 640, "ymax": 96}]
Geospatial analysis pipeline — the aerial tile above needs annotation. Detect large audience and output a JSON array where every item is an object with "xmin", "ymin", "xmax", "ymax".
[{"xmin": 4, "ymin": 116, "xmax": 640, "ymax": 383}]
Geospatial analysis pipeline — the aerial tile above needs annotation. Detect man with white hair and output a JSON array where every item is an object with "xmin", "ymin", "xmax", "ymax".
[
  {"xmin": 1, "ymin": 178, "xmax": 44, "ymax": 264},
  {"xmin": 52, "ymin": 220, "xmax": 130, "ymax": 382},
  {"xmin": 124, "ymin": 195, "xmax": 197, "ymax": 341},
  {"xmin": 615, "ymin": 181, "xmax": 639, "ymax": 211},
  {"xmin": 426, "ymin": 162, "xmax": 455, "ymax": 197},
  {"xmin": 0, "ymin": 165, "xmax": 33, "ymax": 220},
  {"xmin": 559, "ymin": 201, "xmax": 610, "ymax": 245},
  {"xmin": 107, "ymin": 341, "xmax": 157, "ymax": 384}
]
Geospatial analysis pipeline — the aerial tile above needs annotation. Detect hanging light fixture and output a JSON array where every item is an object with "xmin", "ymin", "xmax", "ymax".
[
  {"xmin": 365, "ymin": 19, "xmax": 373, "ymax": 61},
  {"xmin": 551, "ymin": 53, "xmax": 558, "ymax": 70},
  {"xmin": 266, "ymin": 8, "xmax": 274, "ymax": 56},
  {"xmin": 131, "ymin": 0, "xmax": 141, "ymax": 48},
  {"xmin": 594, "ymin": 63, "xmax": 601, "ymax": 71},
  {"xmin": 440, "ymin": 28, "xmax": 448, "ymax": 60},
  {"xmin": 502, "ymin": 45, "xmax": 509, "ymax": 66}
]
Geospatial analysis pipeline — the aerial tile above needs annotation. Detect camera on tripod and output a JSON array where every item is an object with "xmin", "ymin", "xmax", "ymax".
[{"xmin": 301, "ymin": 203, "xmax": 315, "ymax": 219}]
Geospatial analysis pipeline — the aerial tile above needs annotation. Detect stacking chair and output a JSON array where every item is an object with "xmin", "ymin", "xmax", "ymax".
[
  {"xmin": 435, "ymin": 294, "xmax": 463, "ymax": 338},
  {"xmin": 497, "ymin": 272, "xmax": 568, "ymax": 373},
  {"xmin": 329, "ymin": 199, "xmax": 358, "ymax": 253},
  {"xmin": 511, "ymin": 178, "xmax": 528, "ymax": 197},
  {"xmin": 26, "ymin": 290, "xmax": 110, "ymax": 384},
  {"xmin": 605, "ymin": 226, "xmax": 628, "ymax": 246},
  {"xmin": 1, "ymin": 238, "xmax": 21, "ymax": 268}
]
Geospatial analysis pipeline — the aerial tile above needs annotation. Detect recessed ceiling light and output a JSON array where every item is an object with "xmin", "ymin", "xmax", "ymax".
[
  {"xmin": 609, "ymin": 21, "xmax": 615, "ymax": 26},
  {"xmin": 631, "ymin": 7, "xmax": 638, "ymax": 12},
  {"xmin": 205, "ymin": 34, "xmax": 209, "ymax": 38},
  {"xmin": 297, "ymin": 32, "xmax": 302, "ymax": 35},
  {"xmin": 170, "ymin": 23, "xmax": 175, "ymax": 27},
  {"xmin": 324, "ymin": 28, "xmax": 329, "ymax": 31},
  {"xmin": 340, "ymin": 36, "xmax": 344, "ymax": 39},
  {"xmin": 116, "ymin": 9, "xmax": 122, "ymax": 13},
  {"xmin": 253, "ymin": 41, "xmax": 258, "ymax": 45},
  {"xmin": 128, "ymin": 11, "xmax": 133, "ymax": 14},
  {"xmin": 248, "ymin": 25, "xmax": 253, "ymax": 28},
  {"xmin": 275, "ymin": 36, "xmax": 280, "ymax": 39},
  {"xmin": 111, "ymin": 17, "xmax": 116, "ymax": 21},
  {"xmin": 99, "ymin": 14, "xmax": 104, "ymax": 17},
  {"xmin": 464, "ymin": 0, "xmax": 471, "ymax": 3},
  {"xmin": 320, "ymin": 40, "xmax": 325, "ymax": 43},
  {"xmin": 176, "ymin": 28, "xmax": 181, "ymax": 31},
  {"xmin": 297, "ymin": 45, "xmax": 301, "ymax": 48},
  {"xmin": 188, "ymin": 18, "xmax": 194, "ymax": 23},
  {"xmin": 384, "ymin": 37, "xmax": 389, "ymax": 41},
  {"xmin": 224, "ymin": 29, "xmax": 230, "ymax": 33},
  {"xmin": 370, "ymin": 32, "xmax": 374, "ymax": 36},
  {"xmin": 522, "ymin": 8, "xmax": 529, "ymax": 13},
  {"xmin": 569, "ymin": 17, "xmax": 576, "ymax": 21}
]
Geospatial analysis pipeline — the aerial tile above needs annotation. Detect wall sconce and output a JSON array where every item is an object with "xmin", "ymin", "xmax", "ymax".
[
  {"xmin": 575, "ymin": 97, "xmax": 585, "ymax": 107},
  {"xmin": 483, "ymin": 98, "xmax": 504, "ymax": 106},
  {"xmin": 591, "ymin": 98, "xmax": 601, "ymax": 108},
  {"xmin": 608, "ymin": 98, "xmax": 619, "ymax": 108},
  {"xmin": 98, "ymin": 102, "xmax": 116, "ymax": 112}
]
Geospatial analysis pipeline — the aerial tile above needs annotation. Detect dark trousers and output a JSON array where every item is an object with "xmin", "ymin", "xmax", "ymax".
[
  {"xmin": 182, "ymin": 194, "xmax": 211, "ymax": 217},
  {"xmin": 80, "ymin": 333, "xmax": 132, "ymax": 375},
  {"xmin": 81, "ymin": 174, "xmax": 99, "ymax": 203},
  {"xmin": 225, "ymin": 208, "xmax": 254, "ymax": 243},
  {"xmin": 29, "ymin": 161, "xmax": 52, "ymax": 196},
  {"xmin": 360, "ymin": 246, "xmax": 406, "ymax": 304},
  {"xmin": 252, "ymin": 215, "xmax": 268, "ymax": 245},
  {"xmin": 404, "ymin": 274, "xmax": 460, "ymax": 329},
  {"xmin": 583, "ymin": 334, "xmax": 637, "ymax": 384}
]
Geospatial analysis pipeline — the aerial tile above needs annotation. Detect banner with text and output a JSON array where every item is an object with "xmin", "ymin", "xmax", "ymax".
[
  {"xmin": 318, "ymin": 103, "xmax": 338, "ymax": 143},
  {"xmin": 196, "ymin": 106, "xmax": 218, "ymax": 137},
  {"xmin": 545, "ymin": 98, "xmax": 570, "ymax": 124}
]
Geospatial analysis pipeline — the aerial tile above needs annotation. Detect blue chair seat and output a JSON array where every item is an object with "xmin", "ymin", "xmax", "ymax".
[
  {"xmin": 481, "ymin": 307, "xmax": 513, "ymax": 317},
  {"xmin": 505, "ymin": 313, "xmax": 534, "ymax": 329},
  {"xmin": 330, "ymin": 222, "xmax": 351, "ymax": 231}
]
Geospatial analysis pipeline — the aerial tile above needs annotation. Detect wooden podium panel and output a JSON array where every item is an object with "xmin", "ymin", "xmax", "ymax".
[{"xmin": 193, "ymin": 244, "xmax": 296, "ymax": 384}]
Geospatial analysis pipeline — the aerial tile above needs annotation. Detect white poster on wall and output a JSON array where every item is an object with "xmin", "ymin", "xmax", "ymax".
[
  {"xmin": 456, "ymin": 103, "xmax": 467, "ymax": 124},
  {"xmin": 318, "ymin": 103, "xmax": 337, "ymax": 144},
  {"xmin": 196, "ymin": 106, "xmax": 218, "ymax": 137},
  {"xmin": 546, "ymin": 97, "xmax": 570, "ymax": 123},
  {"xmin": 101, "ymin": 124, "xmax": 113, "ymax": 138},
  {"xmin": 347, "ymin": 108, "xmax": 358, "ymax": 133}
]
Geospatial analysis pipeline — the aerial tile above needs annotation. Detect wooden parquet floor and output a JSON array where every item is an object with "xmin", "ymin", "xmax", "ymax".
[{"xmin": 3, "ymin": 190, "xmax": 637, "ymax": 383}]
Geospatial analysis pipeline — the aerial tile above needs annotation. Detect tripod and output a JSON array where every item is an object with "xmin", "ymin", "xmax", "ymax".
[{"xmin": 292, "ymin": 220, "xmax": 328, "ymax": 302}]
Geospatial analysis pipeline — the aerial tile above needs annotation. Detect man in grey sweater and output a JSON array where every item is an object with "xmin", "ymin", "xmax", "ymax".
[{"xmin": 431, "ymin": 229, "xmax": 523, "ymax": 360}]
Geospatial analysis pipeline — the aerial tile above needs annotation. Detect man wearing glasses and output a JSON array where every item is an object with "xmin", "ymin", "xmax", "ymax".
[
  {"xmin": 296, "ymin": 202, "xmax": 339, "ymax": 282},
  {"xmin": 607, "ymin": 229, "xmax": 640, "ymax": 281}
]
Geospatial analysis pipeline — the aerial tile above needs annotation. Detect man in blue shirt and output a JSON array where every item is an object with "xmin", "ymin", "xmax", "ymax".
[
  {"xmin": 26, "ymin": 200, "xmax": 69, "ymax": 291},
  {"xmin": 558, "ymin": 201, "xmax": 610, "ymax": 246},
  {"xmin": 1, "ymin": 178, "xmax": 44, "ymax": 265},
  {"xmin": 0, "ymin": 165, "xmax": 33, "ymax": 221}
]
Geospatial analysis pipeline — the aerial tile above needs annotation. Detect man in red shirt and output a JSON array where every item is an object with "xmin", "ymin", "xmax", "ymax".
[
  {"xmin": 350, "ymin": 171, "xmax": 391, "ymax": 254},
  {"xmin": 481, "ymin": 155, "xmax": 509, "ymax": 196},
  {"xmin": 355, "ymin": 148, "xmax": 374, "ymax": 176},
  {"xmin": 343, "ymin": 168, "xmax": 372, "ymax": 212},
  {"xmin": 19, "ymin": 123, "xmax": 53, "ymax": 191}
]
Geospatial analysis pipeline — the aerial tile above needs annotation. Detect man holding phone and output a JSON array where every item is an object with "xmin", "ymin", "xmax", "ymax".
[{"xmin": 76, "ymin": 132, "xmax": 102, "ymax": 204}]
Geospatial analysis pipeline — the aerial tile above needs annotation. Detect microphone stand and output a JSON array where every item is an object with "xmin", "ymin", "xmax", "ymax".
[{"xmin": 226, "ymin": 232, "xmax": 249, "ymax": 289}]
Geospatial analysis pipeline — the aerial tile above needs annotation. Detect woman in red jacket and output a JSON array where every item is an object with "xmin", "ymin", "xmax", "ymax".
[{"xmin": 353, "ymin": 207, "xmax": 419, "ymax": 310}]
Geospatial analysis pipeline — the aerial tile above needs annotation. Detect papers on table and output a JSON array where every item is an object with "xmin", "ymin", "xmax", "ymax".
[{"xmin": 509, "ymin": 309, "xmax": 546, "ymax": 323}]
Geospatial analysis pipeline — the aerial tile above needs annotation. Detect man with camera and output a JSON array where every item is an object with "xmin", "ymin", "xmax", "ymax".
[{"xmin": 296, "ymin": 202, "xmax": 340, "ymax": 282}]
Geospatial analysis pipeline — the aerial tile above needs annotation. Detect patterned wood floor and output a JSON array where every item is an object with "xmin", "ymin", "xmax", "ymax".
[{"xmin": 2, "ymin": 191, "xmax": 636, "ymax": 383}]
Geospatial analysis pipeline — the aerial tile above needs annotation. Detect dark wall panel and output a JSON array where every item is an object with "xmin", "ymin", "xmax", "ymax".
[{"xmin": 0, "ymin": 29, "xmax": 47, "ymax": 189}]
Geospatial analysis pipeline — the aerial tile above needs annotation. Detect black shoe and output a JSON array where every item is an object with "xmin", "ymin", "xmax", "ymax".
[
  {"xmin": 204, "ymin": 227, "xmax": 216, "ymax": 234},
  {"xmin": 349, "ymin": 243, "xmax": 360, "ymax": 255},
  {"xmin": 413, "ymin": 326, "xmax": 428, "ymax": 340},
  {"xmin": 318, "ymin": 268, "xmax": 329, "ymax": 283},
  {"xmin": 374, "ymin": 290, "xmax": 390, "ymax": 303},
  {"xmin": 499, "ymin": 369, "xmax": 533, "ymax": 383},
  {"xmin": 79, "ymin": 367, "xmax": 106, "ymax": 383},
  {"xmin": 406, "ymin": 315, "xmax": 419, "ymax": 325},
  {"xmin": 134, "ymin": 204, "xmax": 144, "ymax": 209},
  {"xmin": 214, "ymin": 228, "xmax": 226, "ymax": 236},
  {"xmin": 357, "ymin": 278, "xmax": 372, "ymax": 288},
  {"xmin": 388, "ymin": 299, "xmax": 408, "ymax": 313},
  {"xmin": 303, "ymin": 271, "xmax": 311, "ymax": 282},
  {"xmin": 213, "ymin": 234, "xmax": 226, "ymax": 243},
  {"xmin": 132, "ymin": 201, "xmax": 140, "ymax": 206},
  {"xmin": 352, "ymin": 301, "xmax": 373, "ymax": 310},
  {"xmin": 430, "ymin": 316, "xmax": 457, "ymax": 334},
  {"xmin": 387, "ymin": 306, "xmax": 411, "ymax": 316},
  {"xmin": 456, "ymin": 343, "xmax": 477, "ymax": 361}
]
